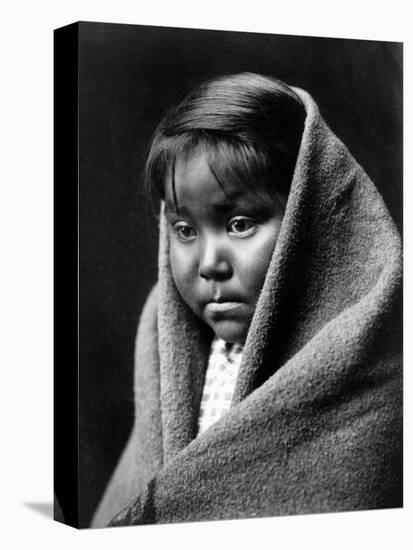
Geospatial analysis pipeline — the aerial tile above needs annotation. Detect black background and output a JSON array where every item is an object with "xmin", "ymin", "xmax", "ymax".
[{"xmin": 77, "ymin": 21, "xmax": 402, "ymax": 527}]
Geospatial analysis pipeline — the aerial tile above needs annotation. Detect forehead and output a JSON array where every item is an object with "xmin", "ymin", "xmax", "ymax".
[{"xmin": 164, "ymin": 149, "xmax": 275, "ymax": 214}]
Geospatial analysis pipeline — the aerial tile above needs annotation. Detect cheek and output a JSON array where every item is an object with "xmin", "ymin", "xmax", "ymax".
[
  {"xmin": 169, "ymin": 241, "xmax": 198, "ymax": 303},
  {"xmin": 239, "ymin": 229, "xmax": 279, "ymax": 299}
]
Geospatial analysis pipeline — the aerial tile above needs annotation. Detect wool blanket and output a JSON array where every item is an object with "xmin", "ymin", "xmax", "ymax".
[{"xmin": 91, "ymin": 88, "xmax": 402, "ymax": 528}]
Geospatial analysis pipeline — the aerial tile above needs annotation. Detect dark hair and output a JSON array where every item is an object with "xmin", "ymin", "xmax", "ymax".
[{"xmin": 144, "ymin": 72, "xmax": 306, "ymax": 205}]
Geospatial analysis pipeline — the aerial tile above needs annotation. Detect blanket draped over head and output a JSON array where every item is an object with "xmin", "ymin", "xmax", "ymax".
[{"xmin": 91, "ymin": 88, "xmax": 402, "ymax": 528}]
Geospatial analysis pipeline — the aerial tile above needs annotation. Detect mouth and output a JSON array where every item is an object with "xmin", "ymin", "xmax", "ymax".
[
  {"xmin": 205, "ymin": 301, "xmax": 243, "ymax": 313},
  {"xmin": 204, "ymin": 292, "xmax": 245, "ymax": 315}
]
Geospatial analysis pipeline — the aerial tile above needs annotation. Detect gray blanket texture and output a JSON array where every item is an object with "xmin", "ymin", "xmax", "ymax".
[{"xmin": 91, "ymin": 88, "xmax": 402, "ymax": 528}]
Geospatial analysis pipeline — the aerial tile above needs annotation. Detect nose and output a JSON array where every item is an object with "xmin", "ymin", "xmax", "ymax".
[{"xmin": 198, "ymin": 235, "xmax": 232, "ymax": 281}]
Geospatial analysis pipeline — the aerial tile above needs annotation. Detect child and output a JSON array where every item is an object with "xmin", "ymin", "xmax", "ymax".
[{"xmin": 92, "ymin": 73, "xmax": 402, "ymax": 527}]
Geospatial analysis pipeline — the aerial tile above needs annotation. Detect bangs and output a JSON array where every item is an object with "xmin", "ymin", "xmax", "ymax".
[
  {"xmin": 204, "ymin": 139, "xmax": 275, "ymax": 200},
  {"xmin": 145, "ymin": 133, "xmax": 287, "ymax": 211}
]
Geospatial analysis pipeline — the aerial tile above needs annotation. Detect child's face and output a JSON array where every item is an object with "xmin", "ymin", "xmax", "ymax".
[{"xmin": 164, "ymin": 150, "xmax": 284, "ymax": 344}]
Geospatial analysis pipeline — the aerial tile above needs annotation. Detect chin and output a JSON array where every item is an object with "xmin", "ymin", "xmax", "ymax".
[{"xmin": 210, "ymin": 319, "xmax": 248, "ymax": 345}]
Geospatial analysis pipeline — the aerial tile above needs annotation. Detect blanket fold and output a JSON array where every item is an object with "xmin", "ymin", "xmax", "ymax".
[{"xmin": 91, "ymin": 88, "xmax": 402, "ymax": 528}]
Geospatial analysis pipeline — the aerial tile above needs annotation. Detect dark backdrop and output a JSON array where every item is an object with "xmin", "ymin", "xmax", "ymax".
[{"xmin": 77, "ymin": 21, "xmax": 402, "ymax": 527}]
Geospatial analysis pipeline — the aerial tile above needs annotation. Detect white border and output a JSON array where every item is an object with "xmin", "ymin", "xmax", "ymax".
[{"xmin": 0, "ymin": 1, "xmax": 410, "ymax": 548}]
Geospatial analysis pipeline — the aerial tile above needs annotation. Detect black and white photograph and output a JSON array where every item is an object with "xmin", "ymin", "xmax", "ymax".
[
  {"xmin": 1, "ymin": 2, "xmax": 410, "ymax": 549},
  {"xmin": 54, "ymin": 21, "xmax": 403, "ymax": 528}
]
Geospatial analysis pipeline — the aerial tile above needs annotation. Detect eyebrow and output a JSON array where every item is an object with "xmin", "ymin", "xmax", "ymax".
[
  {"xmin": 165, "ymin": 200, "xmax": 199, "ymax": 218},
  {"xmin": 164, "ymin": 179, "xmax": 247, "ymax": 216},
  {"xmin": 210, "ymin": 197, "xmax": 245, "ymax": 212},
  {"xmin": 164, "ymin": 195, "xmax": 268, "ymax": 218}
]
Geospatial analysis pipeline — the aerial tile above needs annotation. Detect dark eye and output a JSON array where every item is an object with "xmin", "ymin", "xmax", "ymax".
[
  {"xmin": 174, "ymin": 222, "xmax": 196, "ymax": 241},
  {"xmin": 228, "ymin": 217, "xmax": 256, "ymax": 236}
]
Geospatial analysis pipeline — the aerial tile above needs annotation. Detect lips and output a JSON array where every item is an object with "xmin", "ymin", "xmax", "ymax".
[
  {"xmin": 205, "ymin": 301, "xmax": 242, "ymax": 313},
  {"xmin": 204, "ymin": 292, "xmax": 245, "ymax": 315},
  {"xmin": 207, "ymin": 289, "xmax": 243, "ymax": 303}
]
